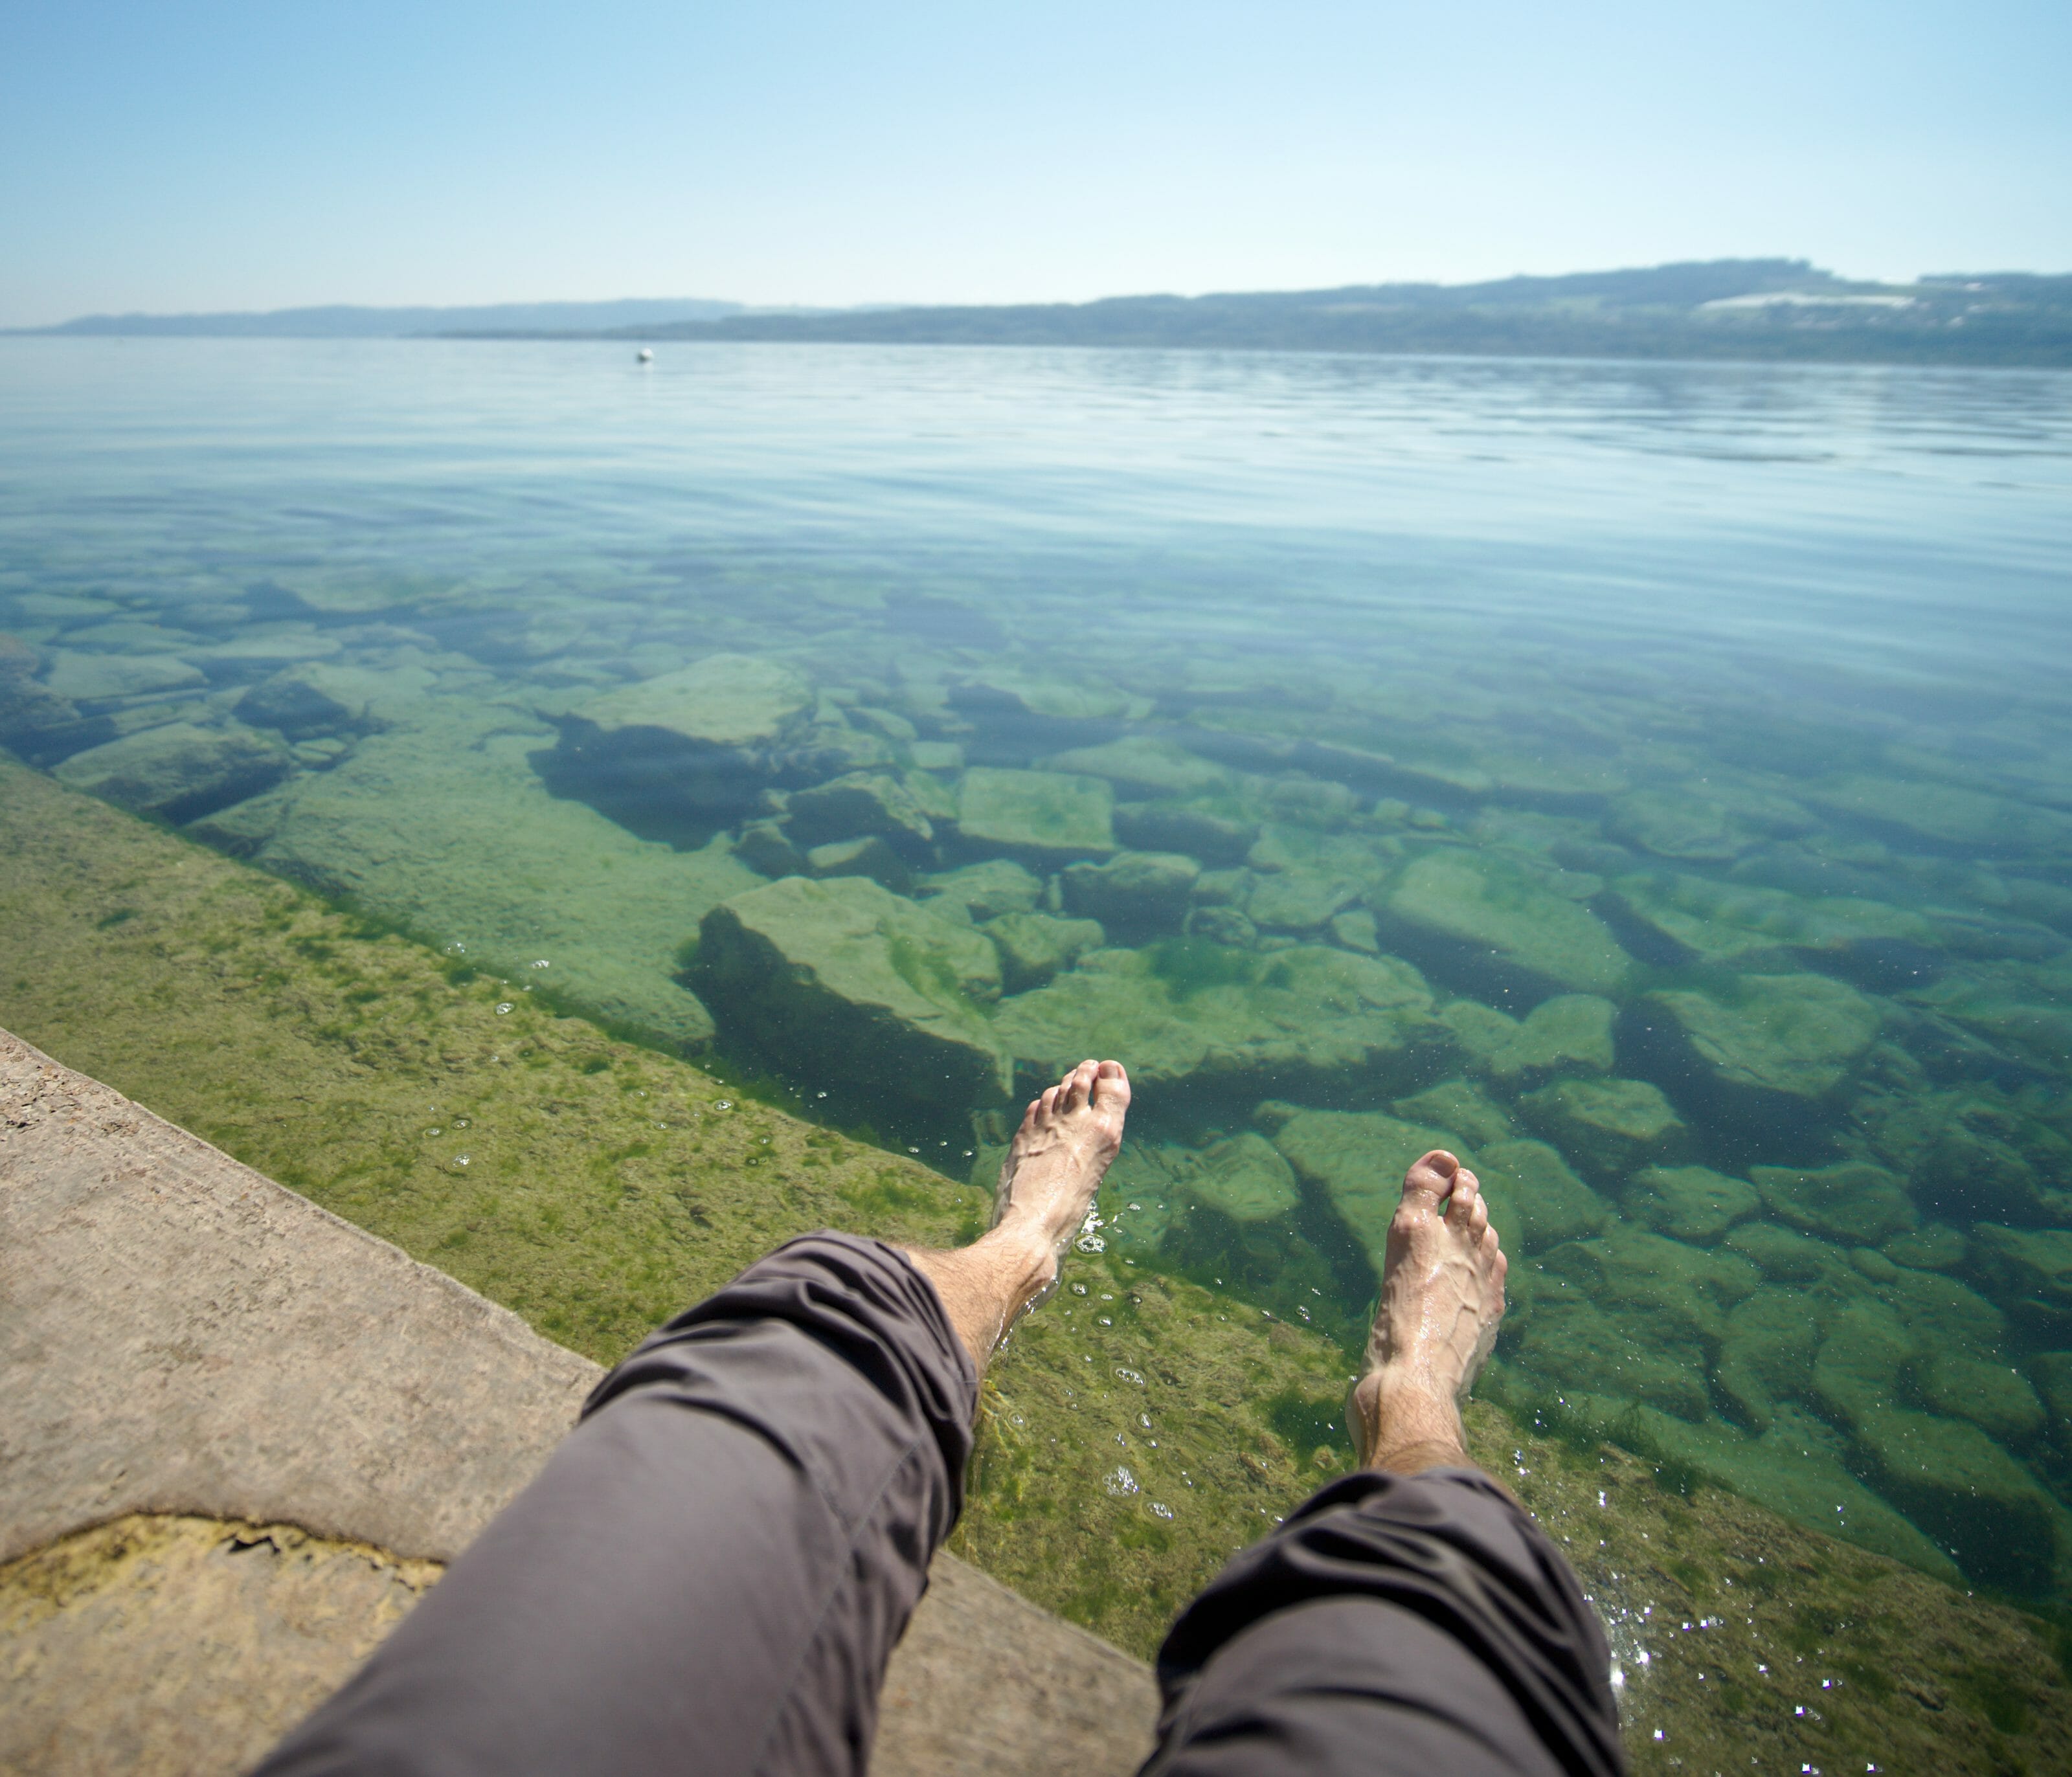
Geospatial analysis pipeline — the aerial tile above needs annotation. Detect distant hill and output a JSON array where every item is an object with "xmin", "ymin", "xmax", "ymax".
[
  {"xmin": 499, "ymin": 261, "xmax": 2069, "ymax": 368},
  {"xmin": 20, "ymin": 263, "xmax": 2072, "ymax": 364},
  {"xmin": 20, "ymin": 298, "xmax": 744, "ymax": 338}
]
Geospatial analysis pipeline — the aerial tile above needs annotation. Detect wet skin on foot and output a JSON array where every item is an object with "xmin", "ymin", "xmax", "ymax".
[
  {"xmin": 1349, "ymin": 1148, "xmax": 1508, "ymax": 1475},
  {"xmin": 993, "ymin": 1058, "xmax": 1132, "ymax": 1278}
]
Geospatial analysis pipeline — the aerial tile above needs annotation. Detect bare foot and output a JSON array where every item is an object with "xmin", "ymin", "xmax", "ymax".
[
  {"xmin": 991, "ymin": 1059, "xmax": 1131, "ymax": 1291},
  {"xmin": 1347, "ymin": 1149, "xmax": 1507, "ymax": 1475}
]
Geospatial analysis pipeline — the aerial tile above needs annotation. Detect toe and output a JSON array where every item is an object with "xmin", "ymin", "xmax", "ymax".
[
  {"xmin": 1039, "ymin": 1086, "xmax": 1061, "ymax": 1119},
  {"xmin": 1059, "ymin": 1060, "xmax": 1096, "ymax": 1113},
  {"xmin": 1090, "ymin": 1059, "xmax": 1131, "ymax": 1111},
  {"xmin": 1443, "ymin": 1164, "xmax": 1482, "ymax": 1227},
  {"xmin": 1402, "ymin": 1149, "xmax": 1459, "ymax": 1207}
]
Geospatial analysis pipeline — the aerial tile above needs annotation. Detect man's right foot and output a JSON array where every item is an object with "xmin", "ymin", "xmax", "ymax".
[
  {"xmin": 990, "ymin": 1059, "xmax": 1130, "ymax": 1291},
  {"xmin": 1347, "ymin": 1149, "xmax": 1507, "ymax": 1473}
]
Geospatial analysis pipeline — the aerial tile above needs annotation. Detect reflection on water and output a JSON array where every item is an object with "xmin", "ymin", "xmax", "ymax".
[{"xmin": 4, "ymin": 337, "xmax": 2071, "ymax": 1611}]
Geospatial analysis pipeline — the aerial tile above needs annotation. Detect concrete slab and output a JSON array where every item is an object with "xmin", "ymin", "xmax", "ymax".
[{"xmin": 0, "ymin": 1028, "xmax": 1157, "ymax": 1775}]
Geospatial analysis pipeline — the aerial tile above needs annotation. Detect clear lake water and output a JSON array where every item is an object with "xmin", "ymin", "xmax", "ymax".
[{"xmin": 3, "ymin": 335, "xmax": 2071, "ymax": 1613}]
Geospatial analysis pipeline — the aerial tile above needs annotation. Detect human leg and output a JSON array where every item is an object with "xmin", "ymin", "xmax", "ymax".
[
  {"xmin": 253, "ymin": 1061, "xmax": 1129, "ymax": 1777},
  {"xmin": 1140, "ymin": 1151, "xmax": 1625, "ymax": 1777}
]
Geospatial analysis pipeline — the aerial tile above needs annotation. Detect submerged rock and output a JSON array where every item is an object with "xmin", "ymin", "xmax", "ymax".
[
  {"xmin": 805, "ymin": 834, "xmax": 912, "ymax": 891},
  {"xmin": 1044, "ymin": 736, "xmax": 1233, "ymax": 798},
  {"xmin": 984, "ymin": 910, "xmax": 1105, "ymax": 992},
  {"xmin": 954, "ymin": 767, "xmax": 1118, "ymax": 862},
  {"xmin": 1518, "ymin": 1077, "xmax": 1686, "ymax": 1181},
  {"xmin": 995, "ymin": 942, "xmax": 1448, "ymax": 1110},
  {"xmin": 1625, "ymin": 1165, "xmax": 1761, "ymax": 1244},
  {"xmin": 1114, "ymin": 803, "xmax": 1258, "ymax": 866},
  {"xmin": 1173, "ymin": 1132, "xmax": 1301, "ymax": 1225},
  {"xmin": 1802, "ymin": 772, "xmax": 2072, "ymax": 855},
  {"xmin": 1538, "ymin": 1227, "xmax": 1761, "ymax": 1348},
  {"xmin": 1641, "ymin": 972, "xmax": 1884, "ymax": 1101},
  {"xmin": 53, "ymin": 721, "xmax": 293, "ymax": 825},
  {"xmin": 733, "ymin": 820, "xmax": 806, "ymax": 879},
  {"xmin": 1509, "ymin": 1297, "xmax": 1712, "ymax": 1422},
  {"xmin": 1393, "ymin": 1080, "xmax": 1518, "ymax": 1152},
  {"xmin": 1441, "ymin": 993, "xmax": 1616, "ymax": 1089},
  {"xmin": 576, "ymin": 653, "xmax": 812, "ymax": 748},
  {"xmin": 237, "ymin": 671, "xmax": 361, "ymax": 742},
  {"xmin": 1970, "ymin": 1226, "xmax": 2072, "ymax": 1335},
  {"xmin": 44, "ymin": 650, "xmax": 207, "ymax": 703},
  {"xmin": 1266, "ymin": 1106, "xmax": 1467, "ymax": 1273},
  {"xmin": 1060, "ymin": 850, "xmax": 1199, "ymax": 932},
  {"xmin": 919, "ymin": 858, "xmax": 1044, "ymax": 921},
  {"xmin": 1475, "ymin": 1138, "xmax": 1613, "ymax": 1253},
  {"xmin": 1380, "ymin": 849, "xmax": 1632, "ymax": 1001},
  {"xmin": 694, "ymin": 876, "xmax": 1010, "ymax": 1106},
  {"xmin": 0, "ymin": 636, "xmax": 88, "ymax": 758},
  {"xmin": 1243, "ymin": 867, "xmax": 1361, "ymax": 934},
  {"xmin": 1750, "ymin": 1161, "xmax": 1917, "ymax": 1246},
  {"xmin": 1609, "ymin": 871, "xmax": 1935, "ymax": 966},
  {"xmin": 784, "ymin": 770, "xmax": 937, "ymax": 857}
]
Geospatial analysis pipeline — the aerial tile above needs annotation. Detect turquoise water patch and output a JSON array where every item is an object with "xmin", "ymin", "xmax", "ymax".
[{"xmin": 3, "ymin": 337, "xmax": 2071, "ymax": 1605}]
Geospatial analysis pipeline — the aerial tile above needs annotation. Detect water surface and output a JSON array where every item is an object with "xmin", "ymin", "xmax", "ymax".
[{"xmin": 3, "ymin": 336, "xmax": 2070, "ymax": 1613}]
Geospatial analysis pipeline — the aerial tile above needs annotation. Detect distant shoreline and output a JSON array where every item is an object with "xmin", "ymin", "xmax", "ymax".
[{"xmin": 10, "ymin": 260, "xmax": 2070, "ymax": 369}]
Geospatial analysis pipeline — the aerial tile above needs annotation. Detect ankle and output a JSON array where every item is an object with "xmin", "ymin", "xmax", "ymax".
[{"xmin": 1353, "ymin": 1367, "xmax": 1467, "ymax": 1473}]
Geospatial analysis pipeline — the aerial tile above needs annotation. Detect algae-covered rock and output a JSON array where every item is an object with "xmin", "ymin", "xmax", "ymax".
[
  {"xmin": 1328, "ymin": 908, "xmax": 1379, "ymax": 952},
  {"xmin": 44, "ymin": 650, "xmax": 207, "ymax": 702},
  {"xmin": 0, "ymin": 636, "xmax": 85, "ymax": 755},
  {"xmin": 694, "ymin": 875, "xmax": 1010, "ymax": 1106},
  {"xmin": 1114, "ymin": 803, "xmax": 1257, "ymax": 866},
  {"xmin": 1474, "ymin": 1138, "xmax": 1612, "ymax": 1253},
  {"xmin": 784, "ymin": 770, "xmax": 936, "ymax": 856},
  {"xmin": 1915, "ymin": 1355, "xmax": 2045, "ymax": 1439},
  {"xmin": 1606, "ymin": 1401, "xmax": 1961, "ymax": 1581},
  {"xmin": 919, "ymin": 858, "xmax": 1044, "ymax": 921},
  {"xmin": 1724, "ymin": 1220, "xmax": 1847, "ymax": 1284},
  {"xmin": 1380, "ymin": 849, "xmax": 1632, "ymax": 998},
  {"xmin": 1507, "ymin": 1297, "xmax": 1710, "ymax": 1420},
  {"xmin": 1642, "ymin": 972, "xmax": 1884, "ymax": 1101},
  {"xmin": 1750, "ymin": 1161, "xmax": 1917, "ymax": 1246},
  {"xmin": 1518, "ymin": 1077, "xmax": 1686, "ymax": 1180},
  {"xmin": 733, "ymin": 820, "xmax": 806, "ymax": 879},
  {"xmin": 1626, "ymin": 1165, "xmax": 1761, "ymax": 1244},
  {"xmin": 1882, "ymin": 1222, "xmax": 1966, "ymax": 1271},
  {"xmin": 1713, "ymin": 1286, "xmax": 1823, "ymax": 1432},
  {"xmin": 1265, "ymin": 1106, "xmax": 1469, "ymax": 1271},
  {"xmin": 1538, "ymin": 1227, "xmax": 1761, "ymax": 1347},
  {"xmin": 984, "ymin": 911, "xmax": 1105, "ymax": 992},
  {"xmin": 1243, "ymin": 867, "xmax": 1360, "ymax": 934},
  {"xmin": 1183, "ymin": 905, "xmax": 1257, "ymax": 948},
  {"xmin": 54, "ymin": 721, "xmax": 293, "ymax": 825},
  {"xmin": 1060, "ymin": 851, "xmax": 1199, "ymax": 931},
  {"xmin": 805, "ymin": 833, "xmax": 912, "ymax": 891},
  {"xmin": 236, "ymin": 671, "xmax": 361, "ymax": 741},
  {"xmin": 993, "ymin": 942, "xmax": 1447, "ymax": 1110},
  {"xmin": 1801, "ymin": 773, "xmax": 2072, "ymax": 855},
  {"xmin": 1173, "ymin": 1132, "xmax": 1300, "ymax": 1224},
  {"xmin": 1970, "ymin": 1225, "xmax": 2072, "ymax": 1334},
  {"xmin": 1847, "ymin": 1403, "xmax": 2062, "ymax": 1593},
  {"xmin": 1610, "ymin": 871, "xmax": 1936, "ymax": 965},
  {"xmin": 1393, "ymin": 1080, "xmax": 1517, "ymax": 1152},
  {"xmin": 1043, "ymin": 736, "xmax": 1232, "ymax": 797},
  {"xmin": 954, "ymin": 767, "xmax": 1117, "ymax": 862},
  {"xmin": 1441, "ymin": 993, "xmax": 1617, "ymax": 1090},
  {"xmin": 576, "ymin": 653, "xmax": 811, "ymax": 748},
  {"xmin": 1606, "ymin": 788, "xmax": 1763, "ymax": 862}
]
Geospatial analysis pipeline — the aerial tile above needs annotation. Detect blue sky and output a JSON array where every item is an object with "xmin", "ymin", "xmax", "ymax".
[{"xmin": 2, "ymin": 0, "xmax": 2066, "ymax": 325}]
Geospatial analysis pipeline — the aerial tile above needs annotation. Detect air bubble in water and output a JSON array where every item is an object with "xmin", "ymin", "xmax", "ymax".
[
  {"xmin": 495, "ymin": 1003, "xmax": 513, "ymax": 1014},
  {"xmin": 454, "ymin": 1155, "xmax": 470, "ymax": 1168},
  {"xmin": 531, "ymin": 959, "xmax": 550, "ymax": 968},
  {"xmin": 1115, "ymin": 1368, "xmax": 1145, "ymax": 1386},
  {"xmin": 1103, "ymin": 1466, "xmax": 1140, "ymax": 1498},
  {"xmin": 1149, "ymin": 1502, "xmax": 1175, "ymax": 1520}
]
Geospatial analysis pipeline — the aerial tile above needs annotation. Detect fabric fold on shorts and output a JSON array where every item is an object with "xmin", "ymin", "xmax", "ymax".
[{"xmin": 1142, "ymin": 1466, "xmax": 1625, "ymax": 1777}]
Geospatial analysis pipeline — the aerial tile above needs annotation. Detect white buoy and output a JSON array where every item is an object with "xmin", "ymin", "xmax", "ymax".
[{"xmin": 637, "ymin": 347, "xmax": 653, "ymax": 363}]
